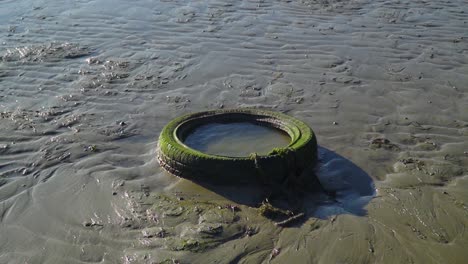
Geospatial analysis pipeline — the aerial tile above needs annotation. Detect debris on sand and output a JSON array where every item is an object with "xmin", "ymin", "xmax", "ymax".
[{"xmin": 370, "ymin": 138, "xmax": 400, "ymax": 151}]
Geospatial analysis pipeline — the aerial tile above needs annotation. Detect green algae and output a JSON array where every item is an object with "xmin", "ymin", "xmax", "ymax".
[
  {"xmin": 140, "ymin": 194, "xmax": 247, "ymax": 253},
  {"xmin": 157, "ymin": 108, "xmax": 317, "ymax": 184},
  {"xmin": 258, "ymin": 201, "xmax": 293, "ymax": 220},
  {"xmin": 174, "ymin": 239, "xmax": 206, "ymax": 252},
  {"xmin": 268, "ymin": 147, "xmax": 292, "ymax": 156}
]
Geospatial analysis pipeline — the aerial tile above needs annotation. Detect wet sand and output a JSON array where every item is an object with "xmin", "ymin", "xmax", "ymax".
[{"xmin": 0, "ymin": 0, "xmax": 467, "ymax": 263}]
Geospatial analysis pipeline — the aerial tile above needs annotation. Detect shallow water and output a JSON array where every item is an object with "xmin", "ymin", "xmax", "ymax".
[
  {"xmin": 183, "ymin": 122, "xmax": 290, "ymax": 157},
  {"xmin": 1, "ymin": 0, "xmax": 468, "ymax": 263}
]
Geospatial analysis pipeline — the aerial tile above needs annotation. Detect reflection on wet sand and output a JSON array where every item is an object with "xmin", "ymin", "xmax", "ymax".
[{"xmin": 0, "ymin": 0, "xmax": 467, "ymax": 263}]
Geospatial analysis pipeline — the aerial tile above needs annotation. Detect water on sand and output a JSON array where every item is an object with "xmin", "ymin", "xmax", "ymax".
[{"xmin": 0, "ymin": 0, "xmax": 467, "ymax": 263}]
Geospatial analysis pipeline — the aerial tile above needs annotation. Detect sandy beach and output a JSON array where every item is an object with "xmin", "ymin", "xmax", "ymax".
[{"xmin": 1, "ymin": 0, "xmax": 467, "ymax": 263}]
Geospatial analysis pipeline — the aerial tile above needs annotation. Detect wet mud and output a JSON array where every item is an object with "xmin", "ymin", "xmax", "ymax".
[{"xmin": 1, "ymin": 0, "xmax": 467, "ymax": 263}]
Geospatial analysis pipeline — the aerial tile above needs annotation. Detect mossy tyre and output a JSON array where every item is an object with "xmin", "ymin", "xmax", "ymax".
[{"xmin": 157, "ymin": 109, "xmax": 317, "ymax": 185}]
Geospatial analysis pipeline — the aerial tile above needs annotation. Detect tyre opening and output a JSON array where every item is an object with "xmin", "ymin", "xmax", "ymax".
[
  {"xmin": 183, "ymin": 122, "xmax": 291, "ymax": 157},
  {"xmin": 158, "ymin": 109, "xmax": 317, "ymax": 185}
]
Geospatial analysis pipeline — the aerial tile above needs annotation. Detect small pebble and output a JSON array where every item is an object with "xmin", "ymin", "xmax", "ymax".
[
  {"xmin": 85, "ymin": 145, "xmax": 97, "ymax": 152},
  {"xmin": 271, "ymin": 248, "xmax": 281, "ymax": 258},
  {"xmin": 333, "ymin": 121, "xmax": 338, "ymax": 125},
  {"xmin": 245, "ymin": 227, "xmax": 255, "ymax": 237}
]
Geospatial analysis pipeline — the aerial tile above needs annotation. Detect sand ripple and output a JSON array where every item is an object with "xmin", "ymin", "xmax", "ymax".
[{"xmin": 1, "ymin": 0, "xmax": 467, "ymax": 263}]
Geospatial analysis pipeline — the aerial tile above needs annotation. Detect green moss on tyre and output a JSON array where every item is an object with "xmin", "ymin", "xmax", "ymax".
[{"xmin": 157, "ymin": 108, "xmax": 317, "ymax": 185}]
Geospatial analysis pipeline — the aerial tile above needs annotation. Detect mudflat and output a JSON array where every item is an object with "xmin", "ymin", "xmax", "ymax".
[{"xmin": 0, "ymin": 0, "xmax": 467, "ymax": 263}]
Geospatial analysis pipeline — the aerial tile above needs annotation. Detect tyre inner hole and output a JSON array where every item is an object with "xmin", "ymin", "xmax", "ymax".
[{"xmin": 183, "ymin": 122, "xmax": 291, "ymax": 157}]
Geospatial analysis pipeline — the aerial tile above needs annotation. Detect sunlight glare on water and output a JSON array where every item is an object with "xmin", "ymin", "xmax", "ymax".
[{"xmin": 1, "ymin": 0, "xmax": 467, "ymax": 262}]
